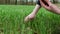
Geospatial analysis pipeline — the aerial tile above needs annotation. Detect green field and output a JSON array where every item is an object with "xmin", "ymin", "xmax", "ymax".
[{"xmin": 0, "ymin": 5, "xmax": 60, "ymax": 34}]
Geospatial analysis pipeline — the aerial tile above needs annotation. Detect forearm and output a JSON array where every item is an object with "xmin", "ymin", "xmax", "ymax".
[
  {"xmin": 50, "ymin": 4, "xmax": 60, "ymax": 14},
  {"xmin": 32, "ymin": 4, "xmax": 41, "ymax": 14}
]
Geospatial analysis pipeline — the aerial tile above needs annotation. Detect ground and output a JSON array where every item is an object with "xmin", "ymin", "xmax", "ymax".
[{"xmin": 0, "ymin": 5, "xmax": 60, "ymax": 34}]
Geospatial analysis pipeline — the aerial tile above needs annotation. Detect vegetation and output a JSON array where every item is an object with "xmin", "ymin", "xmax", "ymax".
[{"xmin": 0, "ymin": 5, "xmax": 60, "ymax": 34}]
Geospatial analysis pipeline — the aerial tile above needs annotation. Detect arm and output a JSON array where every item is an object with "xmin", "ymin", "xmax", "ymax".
[
  {"xmin": 50, "ymin": 4, "xmax": 60, "ymax": 14},
  {"xmin": 40, "ymin": 0, "xmax": 60, "ymax": 14}
]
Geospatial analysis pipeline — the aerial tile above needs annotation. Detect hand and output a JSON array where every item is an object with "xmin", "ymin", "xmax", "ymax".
[
  {"xmin": 24, "ymin": 13, "xmax": 35, "ymax": 22},
  {"xmin": 40, "ymin": 0, "xmax": 52, "ymax": 11},
  {"xmin": 40, "ymin": 0, "xmax": 60, "ymax": 14}
]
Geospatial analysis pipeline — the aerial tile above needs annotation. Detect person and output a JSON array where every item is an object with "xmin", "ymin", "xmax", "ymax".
[
  {"xmin": 24, "ymin": 0, "xmax": 42, "ymax": 22},
  {"xmin": 24, "ymin": 0, "xmax": 60, "ymax": 22}
]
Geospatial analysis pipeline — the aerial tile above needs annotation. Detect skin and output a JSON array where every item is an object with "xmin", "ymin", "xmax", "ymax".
[
  {"xmin": 24, "ymin": 0, "xmax": 60, "ymax": 22},
  {"xmin": 24, "ymin": 4, "xmax": 41, "ymax": 22},
  {"xmin": 40, "ymin": 0, "xmax": 60, "ymax": 14}
]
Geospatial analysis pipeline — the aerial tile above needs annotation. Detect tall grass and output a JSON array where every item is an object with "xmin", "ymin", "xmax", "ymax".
[{"xmin": 0, "ymin": 5, "xmax": 60, "ymax": 34}]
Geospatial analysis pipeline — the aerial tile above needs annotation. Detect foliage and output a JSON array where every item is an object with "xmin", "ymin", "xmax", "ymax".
[{"xmin": 0, "ymin": 5, "xmax": 60, "ymax": 34}]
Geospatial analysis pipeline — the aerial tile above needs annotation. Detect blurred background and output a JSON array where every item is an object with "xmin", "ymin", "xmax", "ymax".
[
  {"xmin": 0, "ymin": 0, "xmax": 60, "ymax": 5},
  {"xmin": 0, "ymin": 0, "xmax": 60, "ymax": 34}
]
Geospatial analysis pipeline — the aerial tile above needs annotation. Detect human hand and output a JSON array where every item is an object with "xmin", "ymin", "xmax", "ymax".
[
  {"xmin": 40, "ymin": 0, "xmax": 60, "ymax": 14},
  {"xmin": 40, "ymin": 0, "xmax": 52, "ymax": 11}
]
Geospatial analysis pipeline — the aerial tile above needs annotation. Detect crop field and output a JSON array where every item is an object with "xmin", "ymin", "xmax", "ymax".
[{"xmin": 0, "ymin": 5, "xmax": 60, "ymax": 34}]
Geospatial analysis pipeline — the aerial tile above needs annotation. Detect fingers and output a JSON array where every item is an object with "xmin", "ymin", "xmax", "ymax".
[
  {"xmin": 40, "ymin": 0, "xmax": 50, "ymax": 10},
  {"xmin": 40, "ymin": 0, "xmax": 47, "ymax": 7},
  {"xmin": 42, "ymin": 0, "xmax": 49, "ymax": 6},
  {"xmin": 44, "ymin": 0, "xmax": 52, "ymax": 6}
]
